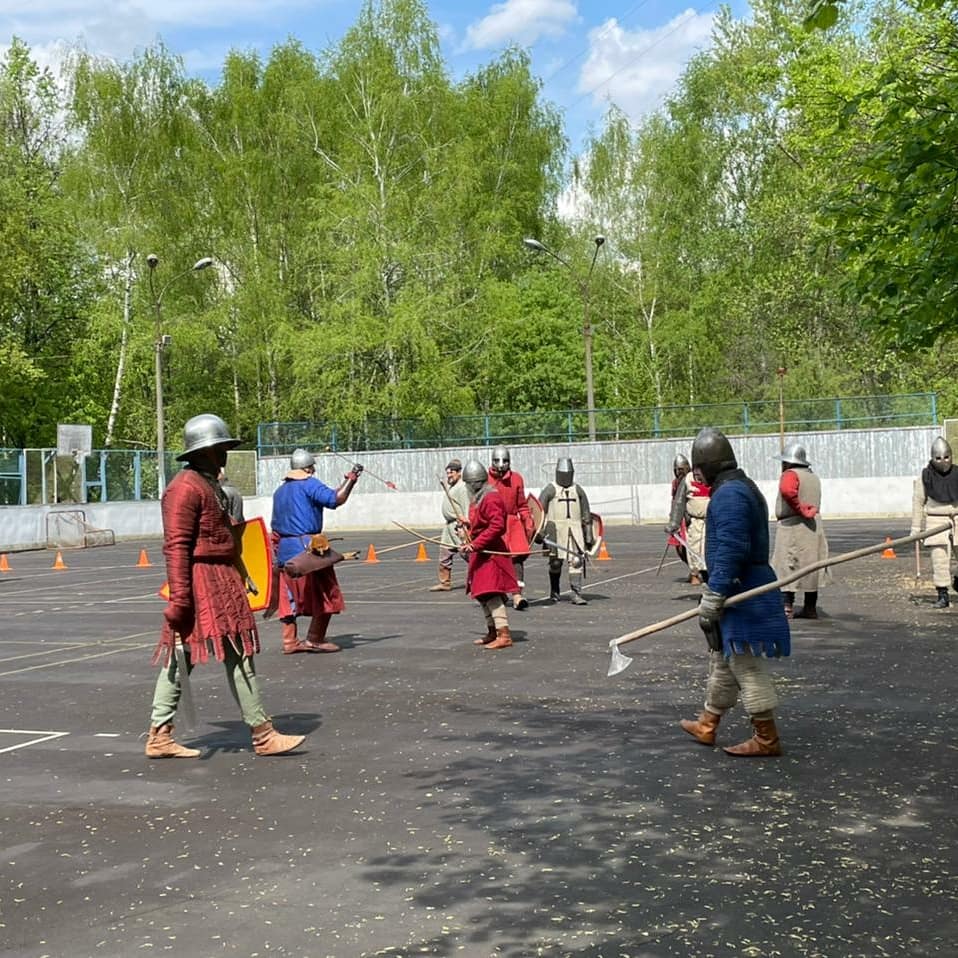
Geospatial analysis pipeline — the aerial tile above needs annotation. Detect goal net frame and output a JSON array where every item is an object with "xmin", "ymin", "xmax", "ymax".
[{"xmin": 45, "ymin": 510, "xmax": 116, "ymax": 550}]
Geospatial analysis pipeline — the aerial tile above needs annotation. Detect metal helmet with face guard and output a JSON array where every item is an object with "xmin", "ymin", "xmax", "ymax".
[
  {"xmin": 490, "ymin": 446, "xmax": 511, "ymax": 478},
  {"xmin": 555, "ymin": 457, "xmax": 574, "ymax": 487},
  {"xmin": 931, "ymin": 436, "xmax": 953, "ymax": 475}
]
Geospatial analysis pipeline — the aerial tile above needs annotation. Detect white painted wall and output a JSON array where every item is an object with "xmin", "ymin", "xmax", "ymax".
[{"xmin": 0, "ymin": 477, "xmax": 917, "ymax": 552}]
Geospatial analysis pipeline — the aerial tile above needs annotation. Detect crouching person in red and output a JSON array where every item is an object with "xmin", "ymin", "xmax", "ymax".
[
  {"xmin": 459, "ymin": 460, "xmax": 518, "ymax": 650},
  {"xmin": 146, "ymin": 414, "xmax": 305, "ymax": 758}
]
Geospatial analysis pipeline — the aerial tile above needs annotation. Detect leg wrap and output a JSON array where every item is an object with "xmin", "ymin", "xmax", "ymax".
[
  {"xmin": 704, "ymin": 651, "xmax": 739, "ymax": 712},
  {"xmin": 149, "ymin": 657, "xmax": 187, "ymax": 728},
  {"xmin": 223, "ymin": 643, "xmax": 269, "ymax": 727},
  {"xmin": 930, "ymin": 544, "xmax": 952, "ymax": 588},
  {"xmin": 728, "ymin": 650, "xmax": 779, "ymax": 715},
  {"xmin": 482, "ymin": 594, "xmax": 509, "ymax": 629}
]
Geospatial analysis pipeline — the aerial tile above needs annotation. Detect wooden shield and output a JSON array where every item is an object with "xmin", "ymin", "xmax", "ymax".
[
  {"xmin": 158, "ymin": 517, "xmax": 274, "ymax": 612},
  {"xmin": 587, "ymin": 513, "xmax": 605, "ymax": 556}
]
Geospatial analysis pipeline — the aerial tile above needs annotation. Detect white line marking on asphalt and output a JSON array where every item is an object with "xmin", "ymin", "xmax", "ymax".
[
  {"xmin": 0, "ymin": 642, "xmax": 153, "ymax": 677},
  {"xmin": 0, "ymin": 730, "xmax": 69, "ymax": 754}
]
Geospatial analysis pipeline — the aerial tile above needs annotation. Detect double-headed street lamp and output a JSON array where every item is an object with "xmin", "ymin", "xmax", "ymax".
[
  {"xmin": 146, "ymin": 254, "xmax": 214, "ymax": 493},
  {"xmin": 523, "ymin": 235, "xmax": 606, "ymax": 441}
]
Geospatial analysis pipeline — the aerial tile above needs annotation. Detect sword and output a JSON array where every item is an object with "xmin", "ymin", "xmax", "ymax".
[
  {"xmin": 672, "ymin": 530, "xmax": 704, "ymax": 570},
  {"xmin": 655, "ymin": 540, "xmax": 672, "ymax": 576},
  {"xmin": 541, "ymin": 536, "xmax": 587, "ymax": 569},
  {"xmin": 173, "ymin": 641, "xmax": 197, "ymax": 732}
]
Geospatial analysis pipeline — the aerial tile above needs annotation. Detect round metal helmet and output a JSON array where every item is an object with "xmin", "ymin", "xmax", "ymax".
[
  {"xmin": 290, "ymin": 448, "xmax": 315, "ymax": 470},
  {"xmin": 462, "ymin": 459, "xmax": 488, "ymax": 494},
  {"xmin": 931, "ymin": 436, "xmax": 953, "ymax": 474},
  {"xmin": 691, "ymin": 427, "xmax": 737, "ymax": 484},
  {"xmin": 555, "ymin": 457, "xmax": 574, "ymax": 487},
  {"xmin": 176, "ymin": 414, "xmax": 240, "ymax": 461},
  {"xmin": 776, "ymin": 441, "xmax": 810, "ymax": 468},
  {"xmin": 490, "ymin": 446, "xmax": 510, "ymax": 475},
  {"xmin": 673, "ymin": 453, "xmax": 690, "ymax": 477}
]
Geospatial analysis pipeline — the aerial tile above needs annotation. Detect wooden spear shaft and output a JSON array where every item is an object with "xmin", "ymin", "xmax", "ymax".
[{"xmin": 610, "ymin": 523, "xmax": 951, "ymax": 649}]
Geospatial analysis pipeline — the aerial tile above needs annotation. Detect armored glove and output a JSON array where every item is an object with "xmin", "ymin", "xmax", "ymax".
[
  {"xmin": 698, "ymin": 586, "xmax": 725, "ymax": 652},
  {"xmin": 664, "ymin": 523, "xmax": 678, "ymax": 535},
  {"xmin": 345, "ymin": 463, "xmax": 364, "ymax": 482}
]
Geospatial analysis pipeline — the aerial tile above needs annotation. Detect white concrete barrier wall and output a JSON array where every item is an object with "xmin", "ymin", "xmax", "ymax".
[{"xmin": 0, "ymin": 477, "xmax": 916, "ymax": 552}]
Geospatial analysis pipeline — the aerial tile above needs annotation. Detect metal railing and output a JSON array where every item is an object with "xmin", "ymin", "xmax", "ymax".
[{"xmin": 257, "ymin": 392, "xmax": 938, "ymax": 454}]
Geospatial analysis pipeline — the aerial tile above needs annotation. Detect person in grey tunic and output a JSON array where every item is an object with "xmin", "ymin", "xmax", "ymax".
[
  {"xmin": 770, "ymin": 441, "xmax": 829, "ymax": 619},
  {"xmin": 429, "ymin": 459, "xmax": 471, "ymax": 592}
]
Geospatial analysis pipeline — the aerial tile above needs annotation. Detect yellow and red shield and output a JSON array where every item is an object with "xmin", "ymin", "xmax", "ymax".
[{"xmin": 158, "ymin": 516, "xmax": 274, "ymax": 612}]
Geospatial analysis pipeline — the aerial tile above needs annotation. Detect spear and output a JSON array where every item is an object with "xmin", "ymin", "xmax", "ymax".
[
  {"xmin": 326, "ymin": 449, "xmax": 398, "ymax": 490},
  {"xmin": 607, "ymin": 523, "xmax": 952, "ymax": 676}
]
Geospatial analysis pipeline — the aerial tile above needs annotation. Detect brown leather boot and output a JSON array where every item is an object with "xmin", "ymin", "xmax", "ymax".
[
  {"xmin": 282, "ymin": 621, "xmax": 311, "ymax": 654},
  {"xmin": 473, "ymin": 624, "xmax": 497, "ymax": 646},
  {"xmin": 429, "ymin": 567, "xmax": 452, "ymax": 592},
  {"xmin": 679, "ymin": 710, "xmax": 721, "ymax": 745},
  {"xmin": 304, "ymin": 613, "xmax": 341, "ymax": 653},
  {"xmin": 484, "ymin": 626, "xmax": 513, "ymax": 650},
  {"xmin": 145, "ymin": 723, "xmax": 200, "ymax": 759},
  {"xmin": 251, "ymin": 720, "xmax": 305, "ymax": 756},
  {"xmin": 723, "ymin": 717, "xmax": 782, "ymax": 757}
]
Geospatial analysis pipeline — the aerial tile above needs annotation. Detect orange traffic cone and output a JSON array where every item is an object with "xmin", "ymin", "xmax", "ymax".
[
  {"xmin": 415, "ymin": 542, "xmax": 429, "ymax": 562},
  {"xmin": 136, "ymin": 548, "xmax": 152, "ymax": 568},
  {"xmin": 365, "ymin": 543, "xmax": 380, "ymax": 563},
  {"xmin": 881, "ymin": 537, "xmax": 897, "ymax": 559},
  {"xmin": 0, "ymin": 553, "xmax": 9, "ymax": 573},
  {"xmin": 597, "ymin": 539, "xmax": 612, "ymax": 561},
  {"xmin": 52, "ymin": 550, "xmax": 68, "ymax": 570}
]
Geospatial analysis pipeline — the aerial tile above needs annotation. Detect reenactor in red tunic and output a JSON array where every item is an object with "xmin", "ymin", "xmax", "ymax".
[{"xmin": 145, "ymin": 414, "xmax": 305, "ymax": 758}]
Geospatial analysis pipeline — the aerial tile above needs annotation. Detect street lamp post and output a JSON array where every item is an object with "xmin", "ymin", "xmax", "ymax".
[
  {"xmin": 146, "ymin": 254, "xmax": 214, "ymax": 494},
  {"xmin": 777, "ymin": 366, "xmax": 788, "ymax": 452},
  {"xmin": 523, "ymin": 235, "xmax": 605, "ymax": 441}
]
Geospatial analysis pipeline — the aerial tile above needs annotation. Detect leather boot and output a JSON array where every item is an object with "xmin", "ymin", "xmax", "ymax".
[
  {"xmin": 282, "ymin": 620, "xmax": 311, "ymax": 654},
  {"xmin": 429, "ymin": 566, "xmax": 452, "ymax": 592},
  {"xmin": 548, "ymin": 571, "xmax": 562, "ymax": 602},
  {"xmin": 304, "ymin": 613, "xmax": 341, "ymax": 652},
  {"xmin": 934, "ymin": 586, "xmax": 950, "ymax": 609},
  {"xmin": 251, "ymin": 720, "xmax": 305, "ymax": 756},
  {"xmin": 679, "ymin": 710, "xmax": 721, "ymax": 745},
  {"xmin": 473, "ymin": 623, "xmax": 497, "ymax": 646},
  {"xmin": 783, "ymin": 591, "xmax": 795, "ymax": 619},
  {"xmin": 484, "ymin": 626, "xmax": 513, "ymax": 650},
  {"xmin": 145, "ymin": 723, "xmax": 200, "ymax": 759},
  {"xmin": 793, "ymin": 592, "xmax": 818, "ymax": 619},
  {"xmin": 723, "ymin": 716, "xmax": 782, "ymax": 757}
]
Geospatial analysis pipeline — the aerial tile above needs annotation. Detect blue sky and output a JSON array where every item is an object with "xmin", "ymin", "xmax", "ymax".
[{"xmin": 1, "ymin": 0, "xmax": 747, "ymax": 157}]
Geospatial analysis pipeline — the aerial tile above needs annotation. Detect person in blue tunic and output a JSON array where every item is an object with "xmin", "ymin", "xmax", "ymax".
[
  {"xmin": 271, "ymin": 449, "xmax": 362, "ymax": 653},
  {"xmin": 680, "ymin": 427, "xmax": 790, "ymax": 757}
]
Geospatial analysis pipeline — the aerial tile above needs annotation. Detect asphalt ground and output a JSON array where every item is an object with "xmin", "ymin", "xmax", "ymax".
[{"xmin": 0, "ymin": 518, "xmax": 955, "ymax": 958}]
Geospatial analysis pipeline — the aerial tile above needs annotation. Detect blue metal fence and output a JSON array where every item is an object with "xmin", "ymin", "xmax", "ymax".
[
  {"xmin": 0, "ymin": 392, "xmax": 940, "ymax": 504},
  {"xmin": 256, "ymin": 392, "xmax": 939, "ymax": 455}
]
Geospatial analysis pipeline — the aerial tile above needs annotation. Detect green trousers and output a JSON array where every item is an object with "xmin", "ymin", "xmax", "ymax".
[{"xmin": 150, "ymin": 641, "xmax": 269, "ymax": 728}]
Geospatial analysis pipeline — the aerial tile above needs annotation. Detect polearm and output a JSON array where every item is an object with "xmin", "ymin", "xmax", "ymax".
[
  {"xmin": 438, "ymin": 477, "xmax": 472, "ymax": 546},
  {"xmin": 609, "ymin": 523, "xmax": 951, "ymax": 654}
]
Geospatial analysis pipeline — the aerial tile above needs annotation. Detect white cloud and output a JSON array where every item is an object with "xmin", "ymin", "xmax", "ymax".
[
  {"xmin": 578, "ymin": 10, "xmax": 715, "ymax": 120},
  {"xmin": 464, "ymin": 0, "xmax": 577, "ymax": 51},
  {"xmin": 1, "ymin": 1, "xmax": 315, "ymax": 67}
]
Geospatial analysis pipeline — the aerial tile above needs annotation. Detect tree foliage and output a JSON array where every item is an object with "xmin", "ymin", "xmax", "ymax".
[{"xmin": 2, "ymin": 0, "xmax": 956, "ymax": 451}]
